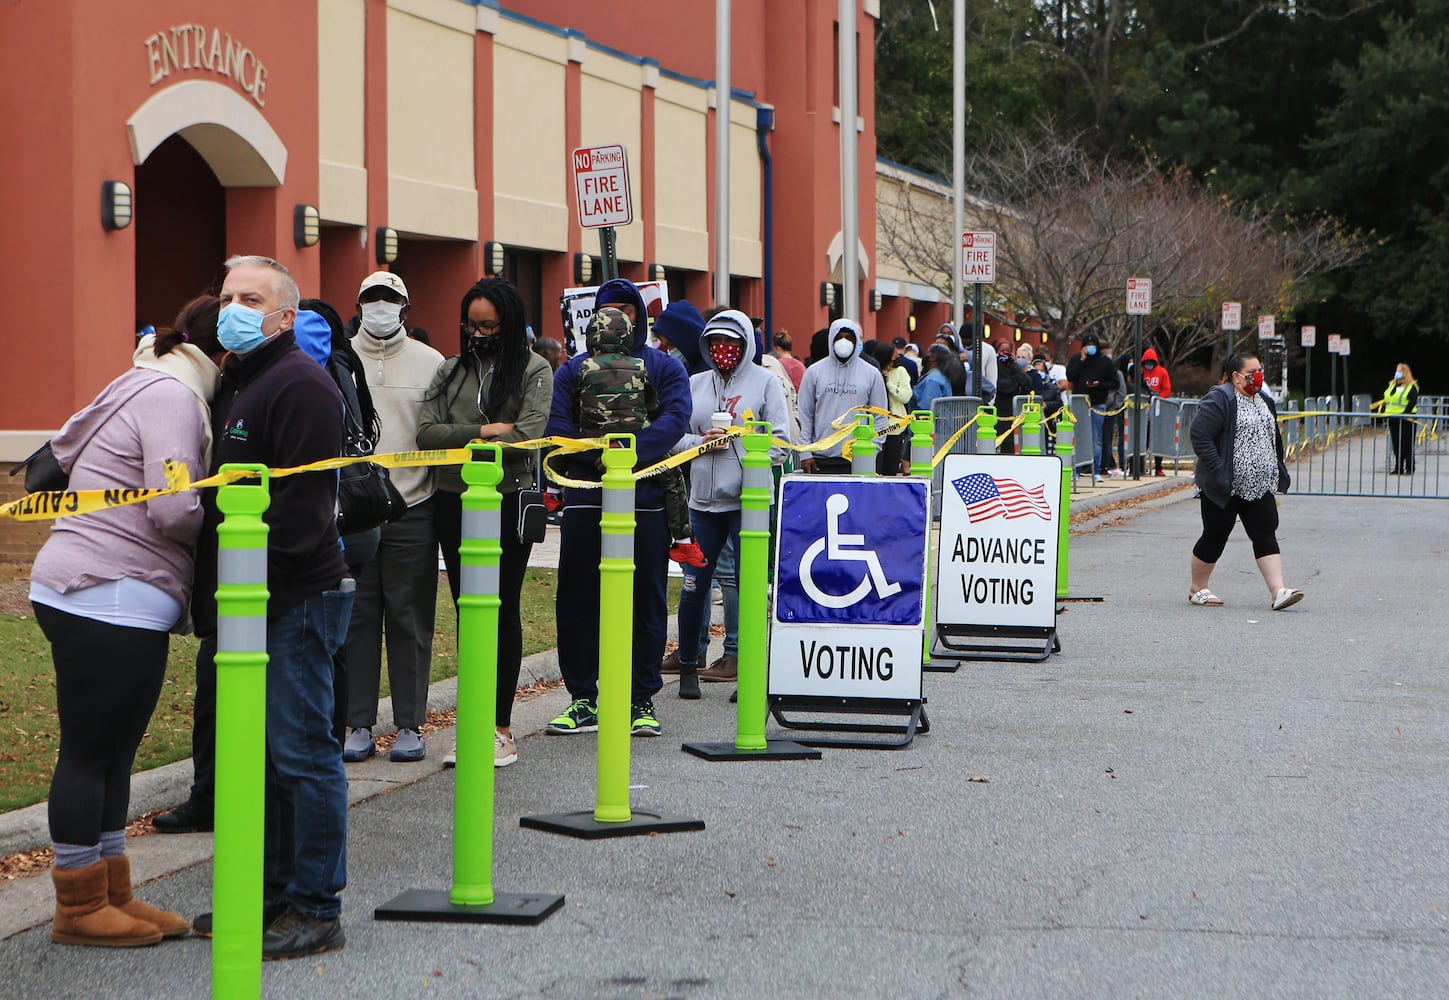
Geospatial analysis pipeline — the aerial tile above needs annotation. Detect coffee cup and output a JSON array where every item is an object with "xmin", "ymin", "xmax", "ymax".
[{"xmin": 711, "ymin": 412, "xmax": 733, "ymax": 431}]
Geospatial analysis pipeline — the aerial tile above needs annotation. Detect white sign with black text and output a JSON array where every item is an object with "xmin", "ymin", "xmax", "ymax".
[
  {"xmin": 935, "ymin": 454, "xmax": 1062, "ymax": 630},
  {"xmin": 1126, "ymin": 277, "xmax": 1152, "ymax": 316}
]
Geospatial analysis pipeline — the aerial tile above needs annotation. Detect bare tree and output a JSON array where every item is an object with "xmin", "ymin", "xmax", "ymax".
[{"xmin": 875, "ymin": 123, "xmax": 1363, "ymax": 368}]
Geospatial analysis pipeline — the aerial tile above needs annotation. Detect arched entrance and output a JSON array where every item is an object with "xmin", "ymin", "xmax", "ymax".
[{"xmin": 133, "ymin": 135, "xmax": 225, "ymax": 332}]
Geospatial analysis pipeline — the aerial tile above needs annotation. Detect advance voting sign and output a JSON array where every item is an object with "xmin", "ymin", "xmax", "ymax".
[
  {"xmin": 771, "ymin": 476, "xmax": 928, "ymax": 700},
  {"xmin": 935, "ymin": 454, "xmax": 1062, "ymax": 629}
]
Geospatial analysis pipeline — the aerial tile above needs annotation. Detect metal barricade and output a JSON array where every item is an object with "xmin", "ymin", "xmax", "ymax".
[
  {"xmin": 1145, "ymin": 397, "xmax": 1197, "ymax": 475},
  {"xmin": 1067, "ymin": 395, "xmax": 1095, "ymax": 479},
  {"xmin": 929, "ymin": 396, "xmax": 982, "ymax": 519},
  {"xmin": 1282, "ymin": 408, "xmax": 1446, "ymax": 498}
]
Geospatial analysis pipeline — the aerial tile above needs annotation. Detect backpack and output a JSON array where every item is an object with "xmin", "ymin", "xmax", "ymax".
[{"xmin": 574, "ymin": 307, "xmax": 658, "ymax": 435}]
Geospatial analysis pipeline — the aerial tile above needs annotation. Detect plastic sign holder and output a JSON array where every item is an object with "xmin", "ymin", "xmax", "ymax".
[
  {"xmin": 521, "ymin": 435, "xmax": 704, "ymax": 838},
  {"xmin": 767, "ymin": 475, "xmax": 930, "ymax": 749},
  {"xmin": 376, "ymin": 445, "xmax": 563, "ymax": 924},
  {"xmin": 932, "ymin": 453, "xmax": 1063, "ymax": 662},
  {"xmin": 683, "ymin": 422, "xmax": 821, "ymax": 761}
]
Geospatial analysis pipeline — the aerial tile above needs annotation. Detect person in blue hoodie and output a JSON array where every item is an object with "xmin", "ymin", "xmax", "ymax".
[
  {"xmin": 544, "ymin": 278, "xmax": 692, "ymax": 737},
  {"xmin": 665, "ymin": 310, "xmax": 791, "ymax": 698}
]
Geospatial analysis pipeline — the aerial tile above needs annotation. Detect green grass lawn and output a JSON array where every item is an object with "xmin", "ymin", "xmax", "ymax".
[{"xmin": 0, "ymin": 568, "xmax": 678, "ymax": 814}]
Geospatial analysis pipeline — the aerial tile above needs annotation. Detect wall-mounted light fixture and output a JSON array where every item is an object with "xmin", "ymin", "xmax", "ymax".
[
  {"xmin": 101, "ymin": 181, "xmax": 133, "ymax": 231},
  {"xmin": 820, "ymin": 281, "xmax": 836, "ymax": 309},
  {"xmin": 293, "ymin": 204, "xmax": 320, "ymax": 248},
  {"xmin": 574, "ymin": 252, "xmax": 594, "ymax": 285},
  {"xmin": 908, "ymin": 315, "xmax": 917, "ymax": 333},
  {"xmin": 868, "ymin": 289, "xmax": 884, "ymax": 312},
  {"xmin": 648, "ymin": 262, "xmax": 667, "ymax": 284},
  {"xmin": 484, "ymin": 240, "xmax": 505, "ymax": 276},
  {"xmin": 374, "ymin": 226, "xmax": 399, "ymax": 265}
]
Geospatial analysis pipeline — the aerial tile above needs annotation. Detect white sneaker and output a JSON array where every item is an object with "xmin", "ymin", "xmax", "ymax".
[
  {"xmin": 442, "ymin": 745, "xmax": 456, "ymax": 768},
  {"xmin": 495, "ymin": 730, "xmax": 518, "ymax": 768}
]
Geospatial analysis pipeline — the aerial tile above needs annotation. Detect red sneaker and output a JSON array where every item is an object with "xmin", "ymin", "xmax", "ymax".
[{"xmin": 669, "ymin": 540, "xmax": 707, "ymax": 567}]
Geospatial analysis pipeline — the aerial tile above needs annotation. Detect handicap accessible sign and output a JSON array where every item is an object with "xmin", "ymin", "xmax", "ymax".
[{"xmin": 770, "ymin": 476, "xmax": 927, "ymax": 700}]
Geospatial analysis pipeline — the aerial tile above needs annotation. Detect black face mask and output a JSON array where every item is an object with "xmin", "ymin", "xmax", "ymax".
[{"xmin": 471, "ymin": 335, "xmax": 502, "ymax": 359}]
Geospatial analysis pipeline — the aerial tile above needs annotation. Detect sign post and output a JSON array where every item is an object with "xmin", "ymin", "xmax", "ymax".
[
  {"xmin": 1222, "ymin": 301, "xmax": 1242, "ymax": 358},
  {"xmin": 961, "ymin": 232, "xmax": 996, "ymax": 398},
  {"xmin": 1328, "ymin": 333, "xmax": 1341, "ymax": 402},
  {"xmin": 1340, "ymin": 337, "xmax": 1351, "ymax": 401},
  {"xmin": 1126, "ymin": 278, "xmax": 1151, "ymax": 478},
  {"xmin": 572, "ymin": 144, "xmax": 633, "ymax": 283},
  {"xmin": 1301, "ymin": 325, "xmax": 1316, "ymax": 398}
]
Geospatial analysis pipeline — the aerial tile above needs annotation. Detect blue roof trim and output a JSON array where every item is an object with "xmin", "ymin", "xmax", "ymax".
[
  {"xmin": 498, "ymin": 7, "xmax": 570, "ymax": 37},
  {"xmin": 586, "ymin": 38, "xmax": 645, "ymax": 66},
  {"xmin": 457, "ymin": 0, "xmax": 499, "ymax": 10},
  {"xmin": 658, "ymin": 66, "xmax": 712, "ymax": 89}
]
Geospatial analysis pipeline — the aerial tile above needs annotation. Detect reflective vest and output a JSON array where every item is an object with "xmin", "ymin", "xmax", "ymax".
[{"xmin": 1384, "ymin": 381, "xmax": 1415, "ymax": 416}]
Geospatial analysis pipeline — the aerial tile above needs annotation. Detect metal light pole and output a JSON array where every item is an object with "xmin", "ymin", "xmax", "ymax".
[
  {"xmin": 839, "ymin": 0, "xmax": 859, "ymax": 322},
  {"xmin": 952, "ymin": 0, "xmax": 965, "ymax": 331},
  {"xmin": 714, "ymin": 0, "xmax": 731, "ymax": 308}
]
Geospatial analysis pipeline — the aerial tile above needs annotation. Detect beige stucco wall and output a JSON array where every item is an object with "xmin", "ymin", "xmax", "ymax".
[
  {"xmin": 492, "ymin": 21, "xmax": 568, "ymax": 251},
  {"xmin": 653, "ymin": 78, "xmax": 709, "ymax": 271},
  {"xmin": 317, "ymin": 0, "xmax": 367, "ymax": 225},
  {"xmin": 386, "ymin": 4, "xmax": 477, "ymax": 240},
  {"xmin": 728, "ymin": 101, "xmax": 761, "ymax": 277},
  {"xmin": 580, "ymin": 65, "xmax": 642, "ymax": 262}
]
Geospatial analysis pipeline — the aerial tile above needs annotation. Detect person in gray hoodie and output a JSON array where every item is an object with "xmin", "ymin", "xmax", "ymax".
[
  {"xmin": 797, "ymin": 318, "xmax": 888, "ymax": 475},
  {"xmin": 666, "ymin": 309, "xmax": 791, "ymax": 697}
]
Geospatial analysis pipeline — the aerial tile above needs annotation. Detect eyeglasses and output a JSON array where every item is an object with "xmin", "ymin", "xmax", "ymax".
[{"xmin": 464, "ymin": 319, "xmax": 503, "ymax": 334}]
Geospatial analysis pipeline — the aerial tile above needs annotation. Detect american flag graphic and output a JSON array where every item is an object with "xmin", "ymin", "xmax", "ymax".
[{"xmin": 952, "ymin": 473, "xmax": 1051, "ymax": 523}]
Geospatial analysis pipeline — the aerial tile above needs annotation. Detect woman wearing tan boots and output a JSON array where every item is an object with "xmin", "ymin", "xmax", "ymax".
[{"xmin": 30, "ymin": 297, "xmax": 225, "ymax": 946}]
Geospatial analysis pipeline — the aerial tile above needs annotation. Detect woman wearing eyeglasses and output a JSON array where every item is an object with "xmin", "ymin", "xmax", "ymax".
[
  {"xmin": 417, "ymin": 277, "xmax": 553, "ymax": 768},
  {"xmin": 1187, "ymin": 352, "xmax": 1303, "ymax": 610}
]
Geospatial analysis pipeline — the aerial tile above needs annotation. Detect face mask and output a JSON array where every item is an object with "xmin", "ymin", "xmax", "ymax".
[
  {"xmin": 1242, "ymin": 370, "xmax": 1264, "ymax": 393},
  {"xmin": 471, "ymin": 334, "xmax": 502, "ymax": 359},
  {"xmin": 360, "ymin": 301, "xmax": 405, "ymax": 338},
  {"xmin": 1085, "ymin": 345, "xmax": 1098, "ymax": 356},
  {"xmin": 709, "ymin": 339, "xmax": 744, "ymax": 372},
  {"xmin": 833, "ymin": 337, "xmax": 856, "ymax": 361},
  {"xmin": 1394, "ymin": 371, "xmax": 1404, "ymax": 381},
  {"xmin": 218, "ymin": 303, "xmax": 279, "ymax": 354},
  {"xmin": 1144, "ymin": 361, "xmax": 1157, "ymax": 370},
  {"xmin": 1016, "ymin": 358, "xmax": 1030, "ymax": 369}
]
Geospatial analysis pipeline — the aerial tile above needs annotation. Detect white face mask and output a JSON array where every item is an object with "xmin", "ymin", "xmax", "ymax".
[
  {"xmin": 832, "ymin": 337, "xmax": 856, "ymax": 361},
  {"xmin": 360, "ymin": 300, "xmax": 405, "ymax": 339}
]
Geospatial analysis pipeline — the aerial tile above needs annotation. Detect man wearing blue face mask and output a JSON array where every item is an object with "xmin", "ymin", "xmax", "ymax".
[
  {"xmin": 1066, "ymin": 330, "xmax": 1119, "ymax": 477},
  {"xmin": 190, "ymin": 255, "xmax": 355, "ymax": 960}
]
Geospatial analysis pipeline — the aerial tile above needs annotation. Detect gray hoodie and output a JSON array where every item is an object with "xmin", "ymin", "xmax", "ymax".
[
  {"xmin": 797, "ymin": 319, "xmax": 888, "ymax": 460},
  {"xmin": 672, "ymin": 309, "xmax": 791, "ymax": 512}
]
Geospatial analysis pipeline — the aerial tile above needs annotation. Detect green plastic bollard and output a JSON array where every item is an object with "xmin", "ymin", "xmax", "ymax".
[
  {"xmin": 595, "ymin": 433, "xmax": 637, "ymax": 823},
  {"xmin": 452, "ymin": 443, "xmax": 504, "ymax": 906},
  {"xmin": 1021, "ymin": 403, "xmax": 1044, "ymax": 456},
  {"xmin": 1055, "ymin": 412, "xmax": 1075, "ymax": 600},
  {"xmin": 735, "ymin": 422, "xmax": 773, "ymax": 752},
  {"xmin": 909, "ymin": 411, "xmax": 935, "ymax": 669},
  {"xmin": 212, "ymin": 465, "xmax": 270, "ymax": 1000},
  {"xmin": 851, "ymin": 412, "xmax": 877, "ymax": 475},
  {"xmin": 977, "ymin": 405, "xmax": 998, "ymax": 452}
]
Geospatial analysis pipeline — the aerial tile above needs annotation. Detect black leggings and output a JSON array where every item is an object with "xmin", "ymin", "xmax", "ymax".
[
  {"xmin": 35, "ymin": 604, "xmax": 169, "ymax": 845},
  {"xmin": 434, "ymin": 489, "xmax": 532, "ymax": 727},
  {"xmin": 1192, "ymin": 493, "xmax": 1281, "ymax": 565}
]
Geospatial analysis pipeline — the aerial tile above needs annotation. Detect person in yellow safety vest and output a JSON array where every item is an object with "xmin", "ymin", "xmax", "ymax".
[{"xmin": 1384, "ymin": 362, "xmax": 1420, "ymax": 476}]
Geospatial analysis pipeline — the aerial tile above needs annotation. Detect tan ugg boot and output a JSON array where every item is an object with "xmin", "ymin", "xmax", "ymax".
[
  {"xmin": 50, "ymin": 859, "xmax": 162, "ymax": 948},
  {"xmin": 105, "ymin": 855, "xmax": 190, "ymax": 939}
]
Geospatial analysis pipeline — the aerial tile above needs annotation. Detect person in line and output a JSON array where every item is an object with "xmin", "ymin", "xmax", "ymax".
[
  {"xmin": 1025, "ymin": 349, "xmax": 1065, "ymax": 452},
  {"xmin": 1187, "ymin": 353, "xmax": 1303, "ymax": 611},
  {"xmin": 1139, "ymin": 347, "xmax": 1173, "ymax": 475},
  {"xmin": 533, "ymin": 336, "xmax": 565, "ymax": 372},
  {"xmin": 545, "ymin": 279, "xmax": 691, "ymax": 737},
  {"xmin": 417, "ymin": 277, "xmax": 553, "ymax": 768},
  {"xmin": 773, "ymin": 330, "xmax": 806, "ymax": 391},
  {"xmin": 1065, "ymin": 331, "xmax": 1119, "ymax": 477},
  {"xmin": 341, "ymin": 272, "xmax": 445, "ymax": 764},
  {"xmin": 190, "ymin": 255, "xmax": 355, "ymax": 959},
  {"xmin": 1384, "ymin": 362, "xmax": 1419, "ymax": 475},
  {"xmin": 913, "ymin": 344, "xmax": 963, "ymax": 412},
  {"xmin": 991, "ymin": 340, "xmax": 1032, "ymax": 454},
  {"xmin": 869, "ymin": 340, "xmax": 912, "ymax": 474},
  {"xmin": 665, "ymin": 310, "xmax": 790, "ymax": 697},
  {"xmin": 32, "ymin": 297, "xmax": 224, "ymax": 948},
  {"xmin": 797, "ymin": 318, "xmax": 887, "ymax": 475},
  {"xmin": 891, "ymin": 337, "xmax": 920, "ymax": 385}
]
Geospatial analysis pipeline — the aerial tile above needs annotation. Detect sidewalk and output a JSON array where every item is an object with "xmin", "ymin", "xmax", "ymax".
[{"xmin": 0, "ymin": 470, "xmax": 1187, "ymax": 941}]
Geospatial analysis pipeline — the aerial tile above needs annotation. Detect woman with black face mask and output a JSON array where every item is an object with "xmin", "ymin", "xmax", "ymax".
[{"xmin": 417, "ymin": 277, "xmax": 553, "ymax": 768}]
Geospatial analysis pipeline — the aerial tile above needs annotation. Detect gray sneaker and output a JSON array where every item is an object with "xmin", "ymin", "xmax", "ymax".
[
  {"xmin": 342, "ymin": 728, "xmax": 375, "ymax": 763},
  {"xmin": 389, "ymin": 728, "xmax": 426, "ymax": 762}
]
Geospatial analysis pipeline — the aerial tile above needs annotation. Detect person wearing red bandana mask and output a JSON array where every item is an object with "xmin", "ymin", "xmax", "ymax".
[
  {"xmin": 662, "ymin": 309, "xmax": 793, "ymax": 697},
  {"xmin": 1186, "ymin": 353, "xmax": 1302, "ymax": 611}
]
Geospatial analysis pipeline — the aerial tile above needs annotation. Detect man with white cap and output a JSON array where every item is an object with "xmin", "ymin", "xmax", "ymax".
[
  {"xmin": 796, "ymin": 318, "xmax": 888, "ymax": 475},
  {"xmin": 340, "ymin": 271, "xmax": 444, "ymax": 763}
]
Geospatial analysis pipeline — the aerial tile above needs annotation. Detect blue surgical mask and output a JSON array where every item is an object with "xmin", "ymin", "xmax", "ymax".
[
  {"xmin": 218, "ymin": 303, "xmax": 278, "ymax": 354},
  {"xmin": 1394, "ymin": 371, "xmax": 1404, "ymax": 381},
  {"xmin": 1086, "ymin": 345, "xmax": 1098, "ymax": 356}
]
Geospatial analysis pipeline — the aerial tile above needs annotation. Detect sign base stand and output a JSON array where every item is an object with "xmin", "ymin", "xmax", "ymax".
[
  {"xmin": 519, "ymin": 810, "xmax": 704, "ymax": 840},
  {"xmin": 768, "ymin": 696, "xmax": 928, "ymax": 750},
  {"xmin": 374, "ymin": 889, "xmax": 563, "ymax": 926},
  {"xmin": 932, "ymin": 624, "xmax": 1059, "ymax": 663},
  {"xmin": 680, "ymin": 739, "xmax": 822, "ymax": 761}
]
